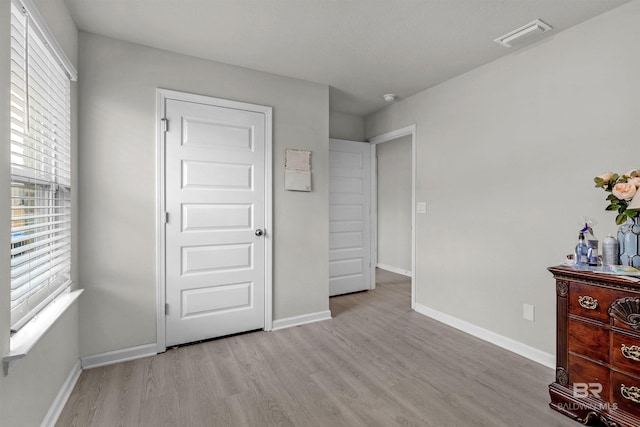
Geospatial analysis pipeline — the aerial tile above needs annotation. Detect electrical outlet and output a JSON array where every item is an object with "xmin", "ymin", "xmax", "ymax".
[
  {"xmin": 416, "ymin": 202, "xmax": 427, "ymax": 214},
  {"xmin": 523, "ymin": 304, "xmax": 535, "ymax": 322}
]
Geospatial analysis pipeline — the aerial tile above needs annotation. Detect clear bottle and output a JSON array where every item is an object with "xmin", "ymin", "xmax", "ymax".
[
  {"xmin": 584, "ymin": 227, "xmax": 598, "ymax": 266},
  {"xmin": 575, "ymin": 233, "xmax": 589, "ymax": 266},
  {"xmin": 603, "ymin": 234, "xmax": 619, "ymax": 266},
  {"xmin": 587, "ymin": 239, "xmax": 599, "ymax": 266}
]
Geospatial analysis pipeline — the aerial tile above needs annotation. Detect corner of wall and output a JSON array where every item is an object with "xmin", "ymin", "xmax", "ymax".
[
  {"xmin": 329, "ymin": 111, "xmax": 365, "ymax": 141},
  {"xmin": 0, "ymin": 1, "xmax": 82, "ymax": 425}
]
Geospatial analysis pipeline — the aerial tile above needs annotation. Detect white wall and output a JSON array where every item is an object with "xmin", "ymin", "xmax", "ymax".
[
  {"xmin": 0, "ymin": 0, "xmax": 80, "ymax": 425},
  {"xmin": 77, "ymin": 32, "xmax": 330, "ymax": 357},
  {"xmin": 365, "ymin": 0, "xmax": 640, "ymax": 355},
  {"xmin": 329, "ymin": 111, "xmax": 365, "ymax": 141},
  {"xmin": 376, "ymin": 135, "xmax": 412, "ymax": 274},
  {"xmin": 1, "ymin": 304, "xmax": 79, "ymax": 427}
]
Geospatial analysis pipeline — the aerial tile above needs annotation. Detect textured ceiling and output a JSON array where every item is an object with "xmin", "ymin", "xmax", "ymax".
[{"xmin": 63, "ymin": 0, "xmax": 631, "ymax": 116}]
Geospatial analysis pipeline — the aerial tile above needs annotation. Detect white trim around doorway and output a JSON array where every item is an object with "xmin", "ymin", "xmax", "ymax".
[
  {"xmin": 368, "ymin": 125, "xmax": 417, "ymax": 310},
  {"xmin": 155, "ymin": 89, "xmax": 273, "ymax": 353}
]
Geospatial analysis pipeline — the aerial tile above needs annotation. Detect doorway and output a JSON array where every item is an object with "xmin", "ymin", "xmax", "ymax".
[
  {"xmin": 374, "ymin": 135, "xmax": 412, "ymax": 277},
  {"xmin": 369, "ymin": 125, "xmax": 416, "ymax": 309}
]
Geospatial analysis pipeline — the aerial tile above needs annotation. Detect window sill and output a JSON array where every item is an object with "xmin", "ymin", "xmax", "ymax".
[{"xmin": 3, "ymin": 288, "xmax": 83, "ymax": 375}]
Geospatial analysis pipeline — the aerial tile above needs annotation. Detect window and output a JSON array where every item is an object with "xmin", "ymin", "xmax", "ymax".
[{"xmin": 9, "ymin": 0, "xmax": 76, "ymax": 332}]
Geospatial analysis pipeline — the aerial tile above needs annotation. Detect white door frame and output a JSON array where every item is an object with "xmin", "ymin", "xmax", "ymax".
[
  {"xmin": 368, "ymin": 124, "xmax": 417, "ymax": 309},
  {"xmin": 155, "ymin": 88, "xmax": 273, "ymax": 353}
]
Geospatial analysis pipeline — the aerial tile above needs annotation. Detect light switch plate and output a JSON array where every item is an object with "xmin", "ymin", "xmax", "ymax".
[
  {"xmin": 416, "ymin": 202, "xmax": 427, "ymax": 214},
  {"xmin": 523, "ymin": 304, "xmax": 535, "ymax": 322}
]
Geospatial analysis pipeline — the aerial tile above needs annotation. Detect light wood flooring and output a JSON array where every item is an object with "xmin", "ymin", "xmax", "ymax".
[{"xmin": 56, "ymin": 270, "xmax": 579, "ymax": 426}]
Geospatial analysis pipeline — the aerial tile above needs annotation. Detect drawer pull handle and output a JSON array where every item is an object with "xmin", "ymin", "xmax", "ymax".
[
  {"xmin": 622, "ymin": 344, "xmax": 640, "ymax": 362},
  {"xmin": 621, "ymin": 384, "xmax": 640, "ymax": 404},
  {"xmin": 609, "ymin": 298, "xmax": 640, "ymax": 331},
  {"xmin": 578, "ymin": 295, "xmax": 598, "ymax": 310}
]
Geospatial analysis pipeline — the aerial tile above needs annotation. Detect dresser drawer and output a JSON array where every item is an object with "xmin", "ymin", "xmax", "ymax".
[
  {"xmin": 568, "ymin": 318, "xmax": 609, "ymax": 363},
  {"xmin": 569, "ymin": 282, "xmax": 625, "ymax": 322},
  {"xmin": 612, "ymin": 371, "xmax": 640, "ymax": 414},
  {"xmin": 569, "ymin": 354, "xmax": 610, "ymax": 402},
  {"xmin": 613, "ymin": 333, "xmax": 640, "ymax": 378},
  {"xmin": 610, "ymin": 297, "xmax": 640, "ymax": 334}
]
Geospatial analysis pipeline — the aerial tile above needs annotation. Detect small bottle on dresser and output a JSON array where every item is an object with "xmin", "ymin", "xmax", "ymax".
[
  {"xmin": 581, "ymin": 222, "xmax": 598, "ymax": 266},
  {"xmin": 575, "ymin": 232, "xmax": 589, "ymax": 266},
  {"xmin": 587, "ymin": 239, "xmax": 599, "ymax": 266}
]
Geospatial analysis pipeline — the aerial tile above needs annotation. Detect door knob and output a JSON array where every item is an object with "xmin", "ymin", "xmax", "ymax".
[{"xmin": 255, "ymin": 229, "xmax": 264, "ymax": 237}]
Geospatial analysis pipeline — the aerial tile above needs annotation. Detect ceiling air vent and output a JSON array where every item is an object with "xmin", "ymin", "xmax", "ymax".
[{"xmin": 494, "ymin": 19, "xmax": 552, "ymax": 48}]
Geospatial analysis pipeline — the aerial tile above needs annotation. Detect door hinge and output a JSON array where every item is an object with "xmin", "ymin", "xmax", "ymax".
[
  {"xmin": 164, "ymin": 212, "xmax": 169, "ymax": 224},
  {"xmin": 161, "ymin": 118, "xmax": 168, "ymax": 133},
  {"xmin": 165, "ymin": 303, "xmax": 169, "ymax": 315}
]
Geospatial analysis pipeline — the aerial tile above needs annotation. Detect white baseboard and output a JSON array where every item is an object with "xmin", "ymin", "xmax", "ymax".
[
  {"xmin": 80, "ymin": 343, "xmax": 157, "ymax": 369},
  {"xmin": 271, "ymin": 310, "xmax": 332, "ymax": 331},
  {"xmin": 414, "ymin": 302, "xmax": 555, "ymax": 369},
  {"xmin": 377, "ymin": 263, "xmax": 412, "ymax": 277},
  {"xmin": 41, "ymin": 359, "xmax": 82, "ymax": 427}
]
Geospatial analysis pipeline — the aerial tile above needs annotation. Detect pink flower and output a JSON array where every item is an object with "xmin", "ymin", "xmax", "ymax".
[
  {"xmin": 598, "ymin": 172, "xmax": 614, "ymax": 183},
  {"xmin": 629, "ymin": 177, "xmax": 640, "ymax": 188},
  {"xmin": 612, "ymin": 182, "xmax": 637, "ymax": 200},
  {"xmin": 625, "ymin": 169, "xmax": 639, "ymax": 178}
]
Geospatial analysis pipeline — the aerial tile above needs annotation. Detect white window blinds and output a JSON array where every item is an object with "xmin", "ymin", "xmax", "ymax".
[{"xmin": 10, "ymin": 0, "xmax": 74, "ymax": 331}]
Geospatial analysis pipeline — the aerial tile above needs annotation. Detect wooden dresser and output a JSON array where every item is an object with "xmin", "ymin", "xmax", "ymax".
[{"xmin": 549, "ymin": 266, "xmax": 640, "ymax": 426}]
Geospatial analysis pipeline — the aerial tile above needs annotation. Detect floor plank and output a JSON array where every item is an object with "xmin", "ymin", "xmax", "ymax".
[{"xmin": 56, "ymin": 269, "xmax": 579, "ymax": 426}]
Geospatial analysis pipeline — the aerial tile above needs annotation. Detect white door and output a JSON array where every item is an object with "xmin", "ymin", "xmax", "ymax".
[
  {"xmin": 164, "ymin": 97, "xmax": 269, "ymax": 346},
  {"xmin": 329, "ymin": 139, "xmax": 371, "ymax": 296}
]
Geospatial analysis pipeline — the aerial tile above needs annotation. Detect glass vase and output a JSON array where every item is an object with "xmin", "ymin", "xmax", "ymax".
[{"xmin": 618, "ymin": 216, "xmax": 640, "ymax": 268}]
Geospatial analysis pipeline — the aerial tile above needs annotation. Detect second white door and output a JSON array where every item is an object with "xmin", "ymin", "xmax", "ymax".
[{"xmin": 329, "ymin": 139, "xmax": 371, "ymax": 296}]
